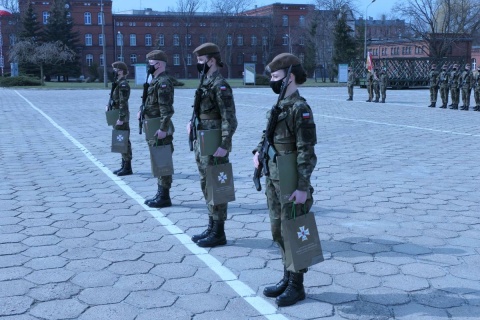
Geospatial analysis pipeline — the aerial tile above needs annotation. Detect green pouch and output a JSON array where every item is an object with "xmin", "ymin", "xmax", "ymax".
[
  {"xmin": 143, "ymin": 117, "xmax": 161, "ymax": 140},
  {"xmin": 105, "ymin": 109, "xmax": 119, "ymax": 126},
  {"xmin": 198, "ymin": 129, "xmax": 222, "ymax": 156},
  {"xmin": 277, "ymin": 153, "xmax": 298, "ymax": 204}
]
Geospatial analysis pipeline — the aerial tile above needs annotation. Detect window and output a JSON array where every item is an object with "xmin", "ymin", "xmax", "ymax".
[
  {"xmin": 97, "ymin": 12, "xmax": 103, "ymax": 25},
  {"xmin": 282, "ymin": 35, "xmax": 289, "ymax": 46},
  {"xmin": 282, "ymin": 15, "xmax": 289, "ymax": 27},
  {"xmin": 262, "ymin": 36, "xmax": 268, "ymax": 46},
  {"xmin": 42, "ymin": 11, "xmax": 49, "ymax": 24},
  {"xmin": 212, "ymin": 35, "xmax": 218, "ymax": 43},
  {"xmin": 116, "ymin": 33, "xmax": 123, "ymax": 46},
  {"xmin": 129, "ymin": 34, "xmax": 136, "ymax": 46},
  {"xmin": 84, "ymin": 12, "xmax": 92, "ymax": 25},
  {"xmin": 173, "ymin": 34, "xmax": 179, "ymax": 46},
  {"xmin": 299, "ymin": 35, "xmax": 305, "ymax": 46},
  {"xmin": 227, "ymin": 35, "xmax": 232, "ymax": 46},
  {"xmin": 237, "ymin": 35, "xmax": 243, "ymax": 46},
  {"xmin": 251, "ymin": 35, "xmax": 257, "ymax": 46},
  {"xmin": 299, "ymin": 15, "xmax": 305, "ymax": 27},
  {"xmin": 145, "ymin": 34, "xmax": 152, "ymax": 46},
  {"xmin": 130, "ymin": 54, "xmax": 137, "ymax": 64},
  {"xmin": 299, "ymin": 53, "xmax": 305, "ymax": 63},
  {"xmin": 99, "ymin": 34, "xmax": 104, "ymax": 46},
  {"xmin": 251, "ymin": 54, "xmax": 257, "ymax": 62},
  {"xmin": 117, "ymin": 54, "xmax": 123, "ymax": 62},
  {"xmin": 9, "ymin": 34, "xmax": 16, "ymax": 46},
  {"xmin": 85, "ymin": 34, "xmax": 92, "ymax": 46},
  {"xmin": 185, "ymin": 34, "xmax": 191, "ymax": 46},
  {"xmin": 86, "ymin": 54, "xmax": 93, "ymax": 66},
  {"xmin": 237, "ymin": 53, "xmax": 244, "ymax": 65},
  {"xmin": 158, "ymin": 34, "xmax": 164, "ymax": 47},
  {"xmin": 100, "ymin": 54, "xmax": 104, "ymax": 66},
  {"xmin": 200, "ymin": 35, "xmax": 206, "ymax": 44},
  {"xmin": 186, "ymin": 54, "xmax": 192, "ymax": 65},
  {"xmin": 173, "ymin": 54, "xmax": 180, "ymax": 66}
]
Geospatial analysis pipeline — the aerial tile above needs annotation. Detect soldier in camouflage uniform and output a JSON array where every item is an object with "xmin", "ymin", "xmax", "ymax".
[
  {"xmin": 346, "ymin": 67, "xmax": 354, "ymax": 101},
  {"xmin": 253, "ymin": 53, "xmax": 318, "ymax": 307},
  {"xmin": 141, "ymin": 50, "xmax": 175, "ymax": 208},
  {"xmin": 188, "ymin": 43, "xmax": 237, "ymax": 248},
  {"xmin": 439, "ymin": 65, "xmax": 449, "ymax": 109},
  {"xmin": 460, "ymin": 63, "xmax": 473, "ymax": 111},
  {"xmin": 366, "ymin": 69, "xmax": 373, "ymax": 102},
  {"xmin": 428, "ymin": 64, "xmax": 439, "ymax": 108},
  {"xmin": 449, "ymin": 64, "xmax": 460, "ymax": 110},
  {"xmin": 474, "ymin": 66, "xmax": 480, "ymax": 112},
  {"xmin": 373, "ymin": 68, "xmax": 380, "ymax": 103},
  {"xmin": 109, "ymin": 61, "xmax": 132, "ymax": 176},
  {"xmin": 379, "ymin": 67, "xmax": 388, "ymax": 103}
]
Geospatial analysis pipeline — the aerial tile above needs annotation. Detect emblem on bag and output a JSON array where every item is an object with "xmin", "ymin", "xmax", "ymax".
[
  {"xmin": 297, "ymin": 226, "xmax": 310, "ymax": 241},
  {"xmin": 218, "ymin": 172, "xmax": 227, "ymax": 184},
  {"xmin": 116, "ymin": 135, "xmax": 124, "ymax": 142}
]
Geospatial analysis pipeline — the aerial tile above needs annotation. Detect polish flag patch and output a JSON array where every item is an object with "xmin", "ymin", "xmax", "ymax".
[
  {"xmin": 161, "ymin": 83, "xmax": 167, "ymax": 88},
  {"xmin": 302, "ymin": 112, "xmax": 311, "ymax": 119},
  {"xmin": 220, "ymin": 85, "xmax": 227, "ymax": 91}
]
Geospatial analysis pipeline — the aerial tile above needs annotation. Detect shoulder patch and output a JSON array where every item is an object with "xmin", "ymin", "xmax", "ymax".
[
  {"xmin": 220, "ymin": 85, "xmax": 227, "ymax": 91},
  {"xmin": 161, "ymin": 83, "xmax": 167, "ymax": 88},
  {"xmin": 302, "ymin": 112, "xmax": 311, "ymax": 119}
]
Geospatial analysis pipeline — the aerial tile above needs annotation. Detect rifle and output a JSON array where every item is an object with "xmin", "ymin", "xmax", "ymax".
[
  {"xmin": 107, "ymin": 80, "xmax": 118, "ymax": 111},
  {"xmin": 253, "ymin": 65, "xmax": 292, "ymax": 192},
  {"xmin": 138, "ymin": 73, "xmax": 150, "ymax": 135},
  {"xmin": 188, "ymin": 71, "xmax": 206, "ymax": 151}
]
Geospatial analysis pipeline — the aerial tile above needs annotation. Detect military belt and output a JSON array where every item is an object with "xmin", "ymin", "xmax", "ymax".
[
  {"xmin": 274, "ymin": 144, "xmax": 296, "ymax": 152},
  {"xmin": 199, "ymin": 113, "xmax": 221, "ymax": 120}
]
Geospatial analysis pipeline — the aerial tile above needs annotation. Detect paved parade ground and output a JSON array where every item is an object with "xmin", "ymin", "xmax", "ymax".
[{"xmin": 1, "ymin": 84, "xmax": 480, "ymax": 320}]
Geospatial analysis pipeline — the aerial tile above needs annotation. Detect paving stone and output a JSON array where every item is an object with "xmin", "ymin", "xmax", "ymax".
[
  {"xmin": 108, "ymin": 261, "xmax": 154, "ymax": 275},
  {"xmin": 0, "ymin": 267, "xmax": 32, "ymax": 281},
  {"xmin": 0, "ymin": 296, "xmax": 34, "ymax": 316},
  {"xmin": 25, "ymin": 268, "xmax": 74, "ymax": 285},
  {"xmin": 150, "ymin": 262, "xmax": 197, "ymax": 279},
  {"xmin": 392, "ymin": 302, "xmax": 450, "ymax": 319},
  {"xmin": 78, "ymin": 303, "xmax": 140, "ymax": 320},
  {"xmin": 400, "ymin": 262, "xmax": 447, "ymax": 278},
  {"xmin": 0, "ymin": 254, "xmax": 31, "ymax": 268},
  {"xmin": 114, "ymin": 274, "xmax": 165, "ymax": 291},
  {"xmin": 30, "ymin": 299, "xmax": 86, "ymax": 320},
  {"xmin": 78, "ymin": 287, "xmax": 130, "ymax": 305},
  {"xmin": 334, "ymin": 273, "xmax": 381, "ymax": 290},
  {"xmin": 0, "ymin": 279, "xmax": 34, "ymax": 297},
  {"xmin": 101, "ymin": 249, "xmax": 144, "ymax": 262},
  {"xmin": 22, "ymin": 245, "xmax": 66, "ymax": 258},
  {"xmin": 136, "ymin": 307, "xmax": 191, "ymax": 320},
  {"xmin": 175, "ymin": 293, "xmax": 228, "ymax": 314},
  {"xmin": 355, "ymin": 261, "xmax": 399, "ymax": 276},
  {"xmin": 27, "ymin": 282, "xmax": 82, "ymax": 302},
  {"xmin": 162, "ymin": 277, "xmax": 210, "ymax": 294},
  {"xmin": 413, "ymin": 290, "xmax": 465, "ymax": 308},
  {"xmin": 336, "ymin": 301, "xmax": 393, "ymax": 320},
  {"xmin": 359, "ymin": 287, "xmax": 410, "ymax": 306},
  {"xmin": 65, "ymin": 258, "xmax": 112, "ymax": 272},
  {"xmin": 124, "ymin": 289, "xmax": 177, "ymax": 308},
  {"xmin": 0, "ymin": 243, "xmax": 28, "ymax": 255},
  {"xmin": 71, "ymin": 271, "xmax": 118, "ymax": 287}
]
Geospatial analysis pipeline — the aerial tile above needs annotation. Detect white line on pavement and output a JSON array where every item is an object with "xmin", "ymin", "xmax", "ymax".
[{"xmin": 14, "ymin": 90, "xmax": 288, "ymax": 320}]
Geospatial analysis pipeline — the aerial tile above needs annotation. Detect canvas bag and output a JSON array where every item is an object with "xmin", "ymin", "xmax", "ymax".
[
  {"xmin": 111, "ymin": 129, "xmax": 129, "ymax": 153},
  {"xmin": 105, "ymin": 109, "xmax": 120, "ymax": 126},
  {"xmin": 149, "ymin": 139, "xmax": 174, "ymax": 177},
  {"xmin": 198, "ymin": 129, "xmax": 222, "ymax": 156},
  {"xmin": 205, "ymin": 161, "xmax": 236, "ymax": 205},
  {"xmin": 283, "ymin": 204, "xmax": 324, "ymax": 272}
]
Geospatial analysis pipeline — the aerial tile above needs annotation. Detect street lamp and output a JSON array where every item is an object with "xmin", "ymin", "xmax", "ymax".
[
  {"xmin": 101, "ymin": 0, "xmax": 107, "ymax": 87},
  {"xmin": 364, "ymin": 0, "xmax": 376, "ymax": 60},
  {"xmin": 117, "ymin": 31, "xmax": 123, "ymax": 62}
]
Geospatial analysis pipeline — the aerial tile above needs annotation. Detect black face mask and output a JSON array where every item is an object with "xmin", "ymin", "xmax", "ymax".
[
  {"xmin": 269, "ymin": 76, "xmax": 286, "ymax": 94},
  {"xmin": 148, "ymin": 64, "xmax": 156, "ymax": 75},
  {"xmin": 453, "ymin": 68, "xmax": 457, "ymax": 71},
  {"xmin": 196, "ymin": 61, "xmax": 211, "ymax": 74}
]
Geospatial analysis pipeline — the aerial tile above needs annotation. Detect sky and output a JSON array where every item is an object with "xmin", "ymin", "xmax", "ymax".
[{"xmin": 113, "ymin": 0, "xmax": 398, "ymax": 19}]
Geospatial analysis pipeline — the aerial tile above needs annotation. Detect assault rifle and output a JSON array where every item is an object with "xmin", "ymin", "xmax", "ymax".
[
  {"xmin": 188, "ymin": 71, "xmax": 206, "ymax": 151},
  {"xmin": 107, "ymin": 80, "xmax": 118, "ymax": 111},
  {"xmin": 138, "ymin": 73, "xmax": 150, "ymax": 135},
  {"xmin": 253, "ymin": 65, "xmax": 292, "ymax": 192}
]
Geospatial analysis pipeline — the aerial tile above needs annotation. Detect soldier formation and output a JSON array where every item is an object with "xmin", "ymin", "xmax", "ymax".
[{"xmin": 104, "ymin": 46, "xmax": 318, "ymax": 307}]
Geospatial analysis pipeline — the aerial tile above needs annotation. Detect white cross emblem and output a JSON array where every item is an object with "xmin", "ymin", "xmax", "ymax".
[
  {"xmin": 116, "ymin": 135, "xmax": 124, "ymax": 142},
  {"xmin": 218, "ymin": 172, "xmax": 227, "ymax": 184},
  {"xmin": 297, "ymin": 226, "xmax": 310, "ymax": 241}
]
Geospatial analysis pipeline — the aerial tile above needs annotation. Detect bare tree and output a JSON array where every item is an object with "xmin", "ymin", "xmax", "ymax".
[
  {"xmin": 0, "ymin": 0, "xmax": 18, "ymax": 12},
  {"xmin": 393, "ymin": 0, "xmax": 480, "ymax": 58},
  {"xmin": 175, "ymin": 0, "xmax": 202, "ymax": 78},
  {"xmin": 8, "ymin": 40, "xmax": 75, "ymax": 84}
]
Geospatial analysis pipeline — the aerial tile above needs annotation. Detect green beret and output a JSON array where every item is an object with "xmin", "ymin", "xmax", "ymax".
[
  {"xmin": 112, "ymin": 61, "xmax": 127, "ymax": 72},
  {"xmin": 193, "ymin": 42, "xmax": 220, "ymax": 56},
  {"xmin": 266, "ymin": 53, "xmax": 301, "ymax": 73},
  {"xmin": 146, "ymin": 50, "xmax": 167, "ymax": 62}
]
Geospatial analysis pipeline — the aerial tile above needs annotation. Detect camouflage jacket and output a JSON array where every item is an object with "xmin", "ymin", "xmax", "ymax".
[
  {"xmin": 429, "ymin": 70, "xmax": 439, "ymax": 87},
  {"xmin": 111, "ymin": 77, "xmax": 130, "ymax": 122},
  {"xmin": 196, "ymin": 70, "xmax": 237, "ymax": 151},
  {"xmin": 450, "ymin": 70, "xmax": 460, "ymax": 88},
  {"xmin": 366, "ymin": 72, "xmax": 373, "ymax": 85},
  {"xmin": 347, "ymin": 72, "xmax": 354, "ymax": 86},
  {"xmin": 439, "ymin": 71, "xmax": 449, "ymax": 87},
  {"xmin": 475, "ymin": 72, "xmax": 480, "ymax": 91},
  {"xmin": 379, "ymin": 73, "xmax": 388, "ymax": 87},
  {"xmin": 460, "ymin": 70, "xmax": 473, "ymax": 88},
  {"xmin": 255, "ymin": 90, "xmax": 317, "ymax": 192},
  {"xmin": 144, "ymin": 72, "xmax": 175, "ymax": 133}
]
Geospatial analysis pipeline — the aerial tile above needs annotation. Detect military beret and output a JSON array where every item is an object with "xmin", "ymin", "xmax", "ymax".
[
  {"xmin": 146, "ymin": 50, "xmax": 168, "ymax": 62},
  {"xmin": 112, "ymin": 61, "xmax": 127, "ymax": 72},
  {"xmin": 266, "ymin": 53, "xmax": 301, "ymax": 73},
  {"xmin": 193, "ymin": 42, "xmax": 220, "ymax": 56}
]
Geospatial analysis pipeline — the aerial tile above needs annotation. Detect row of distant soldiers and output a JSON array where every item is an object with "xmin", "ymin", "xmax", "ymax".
[
  {"xmin": 346, "ymin": 67, "xmax": 388, "ymax": 103},
  {"xmin": 429, "ymin": 63, "xmax": 480, "ymax": 111}
]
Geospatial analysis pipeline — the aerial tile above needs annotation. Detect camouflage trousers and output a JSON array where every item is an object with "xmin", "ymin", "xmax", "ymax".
[
  {"xmin": 440, "ymin": 85, "xmax": 449, "ymax": 106},
  {"xmin": 380, "ymin": 86, "xmax": 386, "ymax": 101},
  {"xmin": 475, "ymin": 88, "xmax": 480, "ymax": 107},
  {"xmin": 461, "ymin": 87, "xmax": 472, "ymax": 107},
  {"xmin": 367, "ymin": 84, "xmax": 373, "ymax": 101},
  {"xmin": 429, "ymin": 86, "xmax": 439, "ymax": 103},
  {"xmin": 147, "ymin": 135, "xmax": 173, "ymax": 189},
  {"xmin": 266, "ymin": 178, "xmax": 314, "ymax": 267},
  {"xmin": 194, "ymin": 140, "xmax": 229, "ymax": 221},
  {"xmin": 347, "ymin": 84, "xmax": 353, "ymax": 99},
  {"xmin": 450, "ymin": 87, "xmax": 460, "ymax": 105},
  {"xmin": 373, "ymin": 82, "xmax": 380, "ymax": 100},
  {"xmin": 114, "ymin": 122, "xmax": 132, "ymax": 161}
]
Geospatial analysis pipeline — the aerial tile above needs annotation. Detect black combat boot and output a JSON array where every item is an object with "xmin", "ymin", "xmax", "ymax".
[
  {"xmin": 450, "ymin": 104, "xmax": 458, "ymax": 110},
  {"xmin": 374, "ymin": 98, "xmax": 379, "ymax": 103},
  {"xmin": 145, "ymin": 185, "xmax": 161, "ymax": 204},
  {"xmin": 366, "ymin": 99, "xmax": 371, "ymax": 102},
  {"xmin": 440, "ymin": 104, "xmax": 447, "ymax": 109},
  {"xmin": 276, "ymin": 271, "xmax": 306, "ymax": 307},
  {"xmin": 196, "ymin": 220, "xmax": 226, "ymax": 247},
  {"xmin": 460, "ymin": 105, "xmax": 466, "ymax": 110},
  {"xmin": 263, "ymin": 267, "xmax": 290, "ymax": 298},
  {"xmin": 147, "ymin": 186, "xmax": 172, "ymax": 208},
  {"xmin": 346, "ymin": 97, "xmax": 352, "ymax": 101},
  {"xmin": 474, "ymin": 106, "xmax": 480, "ymax": 111},
  {"xmin": 116, "ymin": 161, "xmax": 132, "ymax": 176},
  {"xmin": 113, "ymin": 159, "xmax": 125, "ymax": 175},
  {"xmin": 192, "ymin": 216, "xmax": 214, "ymax": 243},
  {"xmin": 381, "ymin": 98, "xmax": 385, "ymax": 103}
]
